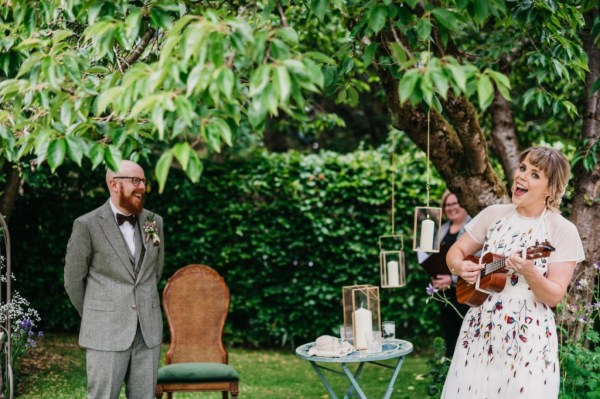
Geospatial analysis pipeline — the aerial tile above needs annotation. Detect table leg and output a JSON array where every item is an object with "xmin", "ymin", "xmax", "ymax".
[
  {"xmin": 309, "ymin": 361, "xmax": 339, "ymax": 399},
  {"xmin": 341, "ymin": 363, "xmax": 368, "ymax": 399},
  {"xmin": 382, "ymin": 356, "xmax": 405, "ymax": 399}
]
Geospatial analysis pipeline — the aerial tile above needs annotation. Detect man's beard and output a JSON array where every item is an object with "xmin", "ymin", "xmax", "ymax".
[{"xmin": 118, "ymin": 189, "xmax": 144, "ymax": 215}]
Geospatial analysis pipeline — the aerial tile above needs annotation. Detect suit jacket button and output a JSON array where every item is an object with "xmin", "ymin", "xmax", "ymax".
[{"xmin": 131, "ymin": 304, "xmax": 137, "ymax": 310}]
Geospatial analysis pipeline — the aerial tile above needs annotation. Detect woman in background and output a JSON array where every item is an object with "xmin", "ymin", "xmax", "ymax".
[{"xmin": 418, "ymin": 191, "xmax": 470, "ymax": 357}]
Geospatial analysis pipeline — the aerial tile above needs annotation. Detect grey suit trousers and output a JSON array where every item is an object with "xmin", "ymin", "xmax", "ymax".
[{"xmin": 86, "ymin": 323, "xmax": 160, "ymax": 399}]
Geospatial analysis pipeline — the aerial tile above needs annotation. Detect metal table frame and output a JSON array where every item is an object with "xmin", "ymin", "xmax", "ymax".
[{"xmin": 295, "ymin": 339, "xmax": 413, "ymax": 399}]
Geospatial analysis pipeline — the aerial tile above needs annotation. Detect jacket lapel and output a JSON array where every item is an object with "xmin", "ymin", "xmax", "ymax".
[
  {"xmin": 134, "ymin": 215, "xmax": 146, "ymax": 278},
  {"xmin": 136, "ymin": 209, "xmax": 154, "ymax": 277},
  {"xmin": 98, "ymin": 200, "xmax": 136, "ymax": 279}
]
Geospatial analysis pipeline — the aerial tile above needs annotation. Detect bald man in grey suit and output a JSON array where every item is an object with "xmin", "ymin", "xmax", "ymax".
[{"xmin": 65, "ymin": 160, "xmax": 165, "ymax": 398}]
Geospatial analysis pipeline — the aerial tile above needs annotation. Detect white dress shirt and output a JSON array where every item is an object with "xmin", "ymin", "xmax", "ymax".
[{"xmin": 109, "ymin": 199, "xmax": 136, "ymax": 255}]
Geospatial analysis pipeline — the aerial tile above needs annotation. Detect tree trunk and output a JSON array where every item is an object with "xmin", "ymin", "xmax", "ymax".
[
  {"xmin": 0, "ymin": 163, "xmax": 21, "ymax": 220},
  {"xmin": 556, "ymin": 7, "xmax": 600, "ymax": 342},
  {"xmin": 489, "ymin": 89, "xmax": 520, "ymax": 184},
  {"xmin": 377, "ymin": 67, "xmax": 508, "ymax": 215}
]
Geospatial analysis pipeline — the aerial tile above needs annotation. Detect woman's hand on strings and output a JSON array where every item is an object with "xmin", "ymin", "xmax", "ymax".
[{"xmin": 506, "ymin": 252, "xmax": 534, "ymax": 275}]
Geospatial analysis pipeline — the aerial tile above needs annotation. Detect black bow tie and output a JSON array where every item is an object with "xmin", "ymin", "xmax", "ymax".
[{"xmin": 116, "ymin": 213, "xmax": 137, "ymax": 226}]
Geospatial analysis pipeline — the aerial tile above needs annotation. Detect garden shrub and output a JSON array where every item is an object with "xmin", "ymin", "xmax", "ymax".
[{"xmin": 10, "ymin": 146, "xmax": 444, "ymax": 349}]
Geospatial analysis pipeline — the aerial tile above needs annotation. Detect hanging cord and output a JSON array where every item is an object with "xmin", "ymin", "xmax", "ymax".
[
  {"xmin": 423, "ymin": 11, "xmax": 433, "ymax": 208},
  {"xmin": 391, "ymin": 134, "xmax": 396, "ymax": 234},
  {"xmin": 426, "ymin": 109, "xmax": 431, "ymax": 208}
]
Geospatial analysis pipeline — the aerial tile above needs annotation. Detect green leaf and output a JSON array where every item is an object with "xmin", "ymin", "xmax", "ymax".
[
  {"xmin": 89, "ymin": 143, "xmax": 105, "ymax": 170},
  {"xmin": 155, "ymin": 150, "xmax": 173, "ymax": 193},
  {"xmin": 310, "ymin": 0, "xmax": 329, "ymax": 20},
  {"xmin": 276, "ymin": 27, "xmax": 299, "ymax": 46},
  {"xmin": 212, "ymin": 117, "xmax": 233, "ymax": 147},
  {"xmin": 172, "ymin": 142, "xmax": 191, "ymax": 170},
  {"xmin": 47, "ymin": 138, "xmax": 67, "ymax": 172},
  {"xmin": 65, "ymin": 136, "xmax": 83, "ymax": 166},
  {"xmin": 388, "ymin": 43, "xmax": 407, "ymax": 65},
  {"xmin": 446, "ymin": 64, "xmax": 467, "ymax": 93},
  {"xmin": 398, "ymin": 69, "xmax": 421, "ymax": 103},
  {"xmin": 249, "ymin": 64, "xmax": 272, "ymax": 97},
  {"xmin": 416, "ymin": 18, "xmax": 432, "ymax": 41},
  {"xmin": 477, "ymin": 74, "xmax": 494, "ymax": 111},
  {"xmin": 363, "ymin": 43, "xmax": 377, "ymax": 67},
  {"xmin": 96, "ymin": 87, "xmax": 124, "ymax": 115},
  {"xmin": 431, "ymin": 8, "xmax": 460, "ymax": 31},
  {"xmin": 304, "ymin": 52, "xmax": 336, "ymax": 65},
  {"xmin": 185, "ymin": 151, "xmax": 203, "ymax": 183},
  {"xmin": 104, "ymin": 145, "xmax": 123, "ymax": 172},
  {"xmin": 273, "ymin": 65, "xmax": 291, "ymax": 102},
  {"xmin": 152, "ymin": 106, "xmax": 166, "ymax": 140},
  {"xmin": 270, "ymin": 39, "xmax": 291, "ymax": 60},
  {"xmin": 303, "ymin": 58, "xmax": 324, "ymax": 89},
  {"xmin": 369, "ymin": 5, "xmax": 388, "ymax": 34},
  {"xmin": 60, "ymin": 101, "xmax": 73, "ymax": 127},
  {"xmin": 52, "ymin": 29, "xmax": 74, "ymax": 46},
  {"xmin": 218, "ymin": 68, "xmax": 235, "ymax": 99},
  {"xmin": 16, "ymin": 53, "xmax": 44, "ymax": 78}
]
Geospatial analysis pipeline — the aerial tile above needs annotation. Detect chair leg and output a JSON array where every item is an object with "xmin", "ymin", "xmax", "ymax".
[
  {"xmin": 231, "ymin": 381, "xmax": 239, "ymax": 399},
  {"xmin": 155, "ymin": 385, "xmax": 163, "ymax": 399},
  {"xmin": 166, "ymin": 392, "xmax": 173, "ymax": 399},
  {"xmin": 222, "ymin": 391, "xmax": 228, "ymax": 399}
]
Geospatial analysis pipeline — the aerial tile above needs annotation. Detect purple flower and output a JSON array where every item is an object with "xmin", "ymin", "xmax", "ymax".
[
  {"xmin": 426, "ymin": 283, "xmax": 438, "ymax": 296},
  {"xmin": 38, "ymin": 330, "xmax": 44, "ymax": 337},
  {"xmin": 595, "ymin": 261, "xmax": 600, "ymax": 271}
]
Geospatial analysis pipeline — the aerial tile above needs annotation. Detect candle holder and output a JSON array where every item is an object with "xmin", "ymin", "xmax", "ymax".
[
  {"xmin": 412, "ymin": 206, "xmax": 442, "ymax": 253},
  {"xmin": 379, "ymin": 234, "xmax": 405, "ymax": 288},
  {"xmin": 342, "ymin": 285, "xmax": 381, "ymax": 350}
]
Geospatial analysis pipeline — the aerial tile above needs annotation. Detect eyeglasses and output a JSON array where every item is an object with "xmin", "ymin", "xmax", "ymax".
[
  {"xmin": 444, "ymin": 201, "xmax": 460, "ymax": 208},
  {"xmin": 113, "ymin": 176, "xmax": 147, "ymax": 186}
]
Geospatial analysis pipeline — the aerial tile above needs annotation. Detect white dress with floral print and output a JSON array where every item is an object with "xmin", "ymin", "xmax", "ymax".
[{"xmin": 441, "ymin": 204, "xmax": 584, "ymax": 399}]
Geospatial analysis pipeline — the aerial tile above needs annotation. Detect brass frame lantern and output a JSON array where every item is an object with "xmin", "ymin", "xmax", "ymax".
[
  {"xmin": 379, "ymin": 134, "xmax": 406, "ymax": 288},
  {"xmin": 412, "ymin": 63, "xmax": 442, "ymax": 253},
  {"xmin": 379, "ymin": 234, "xmax": 406, "ymax": 288},
  {"xmin": 342, "ymin": 285, "xmax": 381, "ymax": 350}
]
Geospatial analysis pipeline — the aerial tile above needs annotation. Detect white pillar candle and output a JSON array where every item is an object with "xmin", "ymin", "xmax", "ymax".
[
  {"xmin": 354, "ymin": 307, "xmax": 373, "ymax": 350},
  {"xmin": 420, "ymin": 218, "xmax": 435, "ymax": 251},
  {"xmin": 387, "ymin": 260, "xmax": 400, "ymax": 287}
]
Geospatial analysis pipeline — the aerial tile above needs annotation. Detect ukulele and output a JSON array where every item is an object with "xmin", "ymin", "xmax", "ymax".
[{"xmin": 456, "ymin": 241, "xmax": 555, "ymax": 307}]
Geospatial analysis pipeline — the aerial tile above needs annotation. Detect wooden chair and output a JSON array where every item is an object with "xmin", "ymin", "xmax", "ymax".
[{"xmin": 155, "ymin": 265, "xmax": 240, "ymax": 399}]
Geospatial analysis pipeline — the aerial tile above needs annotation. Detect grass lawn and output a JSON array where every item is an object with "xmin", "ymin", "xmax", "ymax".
[{"xmin": 18, "ymin": 334, "xmax": 433, "ymax": 398}]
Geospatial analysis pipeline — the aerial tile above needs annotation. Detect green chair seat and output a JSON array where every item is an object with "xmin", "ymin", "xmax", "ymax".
[{"xmin": 157, "ymin": 363, "xmax": 240, "ymax": 383}]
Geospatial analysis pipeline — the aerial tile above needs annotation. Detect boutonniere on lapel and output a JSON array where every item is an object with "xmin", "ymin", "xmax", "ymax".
[{"xmin": 143, "ymin": 213, "xmax": 160, "ymax": 247}]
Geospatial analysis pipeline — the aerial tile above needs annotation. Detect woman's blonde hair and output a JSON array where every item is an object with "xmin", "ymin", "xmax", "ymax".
[{"xmin": 519, "ymin": 146, "xmax": 571, "ymax": 212}]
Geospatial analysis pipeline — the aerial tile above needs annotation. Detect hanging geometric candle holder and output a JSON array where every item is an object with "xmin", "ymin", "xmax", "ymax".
[
  {"xmin": 379, "ymin": 234, "xmax": 406, "ymax": 288},
  {"xmin": 379, "ymin": 134, "xmax": 406, "ymax": 288},
  {"xmin": 413, "ymin": 206, "xmax": 442, "ymax": 253},
  {"xmin": 412, "ymin": 97, "xmax": 442, "ymax": 253}
]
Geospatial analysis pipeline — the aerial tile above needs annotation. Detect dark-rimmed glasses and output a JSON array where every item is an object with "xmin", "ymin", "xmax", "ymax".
[
  {"xmin": 113, "ymin": 176, "xmax": 147, "ymax": 186},
  {"xmin": 443, "ymin": 201, "xmax": 460, "ymax": 208}
]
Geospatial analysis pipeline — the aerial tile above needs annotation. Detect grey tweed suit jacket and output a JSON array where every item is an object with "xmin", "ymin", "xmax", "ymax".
[{"xmin": 64, "ymin": 200, "xmax": 165, "ymax": 351}]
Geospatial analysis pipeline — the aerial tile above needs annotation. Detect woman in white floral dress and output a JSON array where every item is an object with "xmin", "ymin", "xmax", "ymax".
[{"xmin": 442, "ymin": 147, "xmax": 585, "ymax": 399}]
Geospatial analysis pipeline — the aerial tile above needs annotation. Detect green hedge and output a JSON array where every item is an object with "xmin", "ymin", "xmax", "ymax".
[{"xmin": 10, "ymin": 146, "xmax": 445, "ymax": 349}]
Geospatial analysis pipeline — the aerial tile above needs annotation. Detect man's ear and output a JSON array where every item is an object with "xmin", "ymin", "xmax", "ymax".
[{"xmin": 108, "ymin": 179, "xmax": 119, "ymax": 193}]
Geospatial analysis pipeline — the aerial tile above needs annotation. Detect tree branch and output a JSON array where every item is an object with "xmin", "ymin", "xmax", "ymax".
[{"xmin": 124, "ymin": 27, "xmax": 156, "ymax": 69}]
